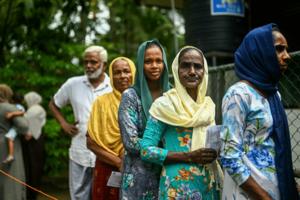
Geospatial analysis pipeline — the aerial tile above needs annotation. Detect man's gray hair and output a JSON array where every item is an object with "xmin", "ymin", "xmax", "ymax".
[{"xmin": 83, "ymin": 45, "xmax": 108, "ymax": 63}]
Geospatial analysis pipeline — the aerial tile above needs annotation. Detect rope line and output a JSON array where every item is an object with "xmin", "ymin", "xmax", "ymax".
[{"xmin": 0, "ymin": 169, "xmax": 58, "ymax": 200}]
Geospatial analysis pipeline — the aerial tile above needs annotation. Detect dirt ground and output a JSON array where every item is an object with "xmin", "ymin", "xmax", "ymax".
[{"xmin": 36, "ymin": 175, "xmax": 70, "ymax": 200}]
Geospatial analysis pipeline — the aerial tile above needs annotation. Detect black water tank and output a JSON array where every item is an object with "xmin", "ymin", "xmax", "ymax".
[
  {"xmin": 250, "ymin": 0, "xmax": 300, "ymax": 52},
  {"xmin": 183, "ymin": 0, "xmax": 249, "ymax": 65}
]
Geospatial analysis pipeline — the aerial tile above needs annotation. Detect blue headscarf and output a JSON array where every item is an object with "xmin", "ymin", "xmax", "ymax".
[{"xmin": 235, "ymin": 23, "xmax": 298, "ymax": 200}]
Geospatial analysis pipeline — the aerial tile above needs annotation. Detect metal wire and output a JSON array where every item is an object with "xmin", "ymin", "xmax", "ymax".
[{"xmin": 207, "ymin": 51, "xmax": 300, "ymax": 173}]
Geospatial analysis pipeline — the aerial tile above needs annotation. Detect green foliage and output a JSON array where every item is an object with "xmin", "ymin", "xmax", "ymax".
[
  {"xmin": 43, "ymin": 119, "xmax": 70, "ymax": 176},
  {"xmin": 102, "ymin": 0, "xmax": 184, "ymax": 64},
  {"xmin": 0, "ymin": 46, "xmax": 82, "ymax": 176},
  {"xmin": 0, "ymin": 0, "xmax": 185, "ymax": 176}
]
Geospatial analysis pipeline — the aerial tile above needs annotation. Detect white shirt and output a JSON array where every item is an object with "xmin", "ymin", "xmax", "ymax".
[{"xmin": 53, "ymin": 74, "xmax": 112, "ymax": 167}]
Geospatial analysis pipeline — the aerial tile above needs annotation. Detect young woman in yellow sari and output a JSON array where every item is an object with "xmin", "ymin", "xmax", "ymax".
[{"xmin": 87, "ymin": 57, "xmax": 136, "ymax": 200}]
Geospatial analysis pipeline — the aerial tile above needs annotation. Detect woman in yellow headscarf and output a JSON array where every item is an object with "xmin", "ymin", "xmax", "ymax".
[
  {"xmin": 87, "ymin": 57, "xmax": 136, "ymax": 200},
  {"xmin": 140, "ymin": 46, "xmax": 222, "ymax": 199}
]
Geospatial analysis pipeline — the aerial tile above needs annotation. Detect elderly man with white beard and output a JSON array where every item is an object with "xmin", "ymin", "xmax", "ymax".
[{"xmin": 49, "ymin": 46, "xmax": 112, "ymax": 200}]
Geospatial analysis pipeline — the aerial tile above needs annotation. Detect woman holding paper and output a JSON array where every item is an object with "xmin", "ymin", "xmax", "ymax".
[
  {"xmin": 87, "ymin": 57, "xmax": 136, "ymax": 200},
  {"xmin": 140, "ymin": 46, "xmax": 222, "ymax": 199}
]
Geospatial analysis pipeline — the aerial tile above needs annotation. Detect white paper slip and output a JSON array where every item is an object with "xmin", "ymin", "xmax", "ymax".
[
  {"xmin": 205, "ymin": 125, "xmax": 222, "ymax": 151},
  {"xmin": 107, "ymin": 171, "xmax": 122, "ymax": 188}
]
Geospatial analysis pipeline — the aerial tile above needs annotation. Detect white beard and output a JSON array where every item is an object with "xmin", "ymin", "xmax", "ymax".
[{"xmin": 86, "ymin": 65, "xmax": 103, "ymax": 79}]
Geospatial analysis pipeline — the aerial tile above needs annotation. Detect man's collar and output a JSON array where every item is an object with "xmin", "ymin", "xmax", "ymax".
[{"xmin": 82, "ymin": 73, "xmax": 109, "ymax": 88}]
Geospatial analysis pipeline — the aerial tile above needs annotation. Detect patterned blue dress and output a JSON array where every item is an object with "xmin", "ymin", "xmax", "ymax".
[
  {"xmin": 220, "ymin": 82, "xmax": 279, "ymax": 199},
  {"xmin": 141, "ymin": 116, "xmax": 220, "ymax": 200},
  {"xmin": 118, "ymin": 88, "xmax": 161, "ymax": 200}
]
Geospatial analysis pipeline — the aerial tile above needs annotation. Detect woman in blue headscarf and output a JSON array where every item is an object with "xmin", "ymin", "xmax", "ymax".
[
  {"xmin": 220, "ymin": 23, "xmax": 299, "ymax": 200},
  {"xmin": 118, "ymin": 39, "xmax": 170, "ymax": 200}
]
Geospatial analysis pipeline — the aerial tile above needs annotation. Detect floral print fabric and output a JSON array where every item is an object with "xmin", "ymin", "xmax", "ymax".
[
  {"xmin": 141, "ymin": 116, "xmax": 220, "ymax": 200},
  {"xmin": 220, "ymin": 82, "xmax": 279, "ymax": 199},
  {"xmin": 118, "ymin": 88, "xmax": 160, "ymax": 200}
]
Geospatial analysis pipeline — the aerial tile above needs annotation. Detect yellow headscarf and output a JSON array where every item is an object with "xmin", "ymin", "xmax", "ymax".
[
  {"xmin": 149, "ymin": 46, "xmax": 215, "ymax": 151},
  {"xmin": 88, "ymin": 57, "xmax": 136, "ymax": 156}
]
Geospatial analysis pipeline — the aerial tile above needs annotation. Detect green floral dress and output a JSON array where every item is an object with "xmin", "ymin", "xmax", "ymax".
[{"xmin": 140, "ymin": 116, "xmax": 220, "ymax": 200}]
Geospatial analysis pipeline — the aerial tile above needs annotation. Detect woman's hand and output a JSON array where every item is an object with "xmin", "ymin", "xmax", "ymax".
[
  {"xmin": 188, "ymin": 148, "xmax": 217, "ymax": 164},
  {"xmin": 165, "ymin": 148, "xmax": 217, "ymax": 164},
  {"xmin": 117, "ymin": 158, "xmax": 123, "ymax": 172},
  {"xmin": 87, "ymin": 132, "xmax": 124, "ymax": 171},
  {"xmin": 118, "ymin": 151, "xmax": 125, "ymax": 172}
]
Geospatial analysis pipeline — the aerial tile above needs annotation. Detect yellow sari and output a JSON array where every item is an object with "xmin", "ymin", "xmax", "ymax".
[{"xmin": 88, "ymin": 57, "xmax": 136, "ymax": 156}]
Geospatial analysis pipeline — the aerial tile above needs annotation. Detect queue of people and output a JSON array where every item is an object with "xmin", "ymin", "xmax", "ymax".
[{"xmin": 1, "ymin": 22, "xmax": 299, "ymax": 200}]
